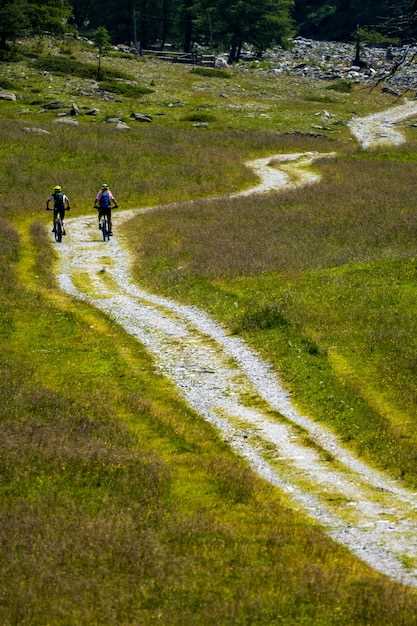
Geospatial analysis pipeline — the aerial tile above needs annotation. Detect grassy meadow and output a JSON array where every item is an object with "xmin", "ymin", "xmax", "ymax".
[{"xmin": 2, "ymin": 36, "xmax": 417, "ymax": 624}]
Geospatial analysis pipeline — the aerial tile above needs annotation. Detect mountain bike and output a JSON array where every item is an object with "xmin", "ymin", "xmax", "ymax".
[
  {"xmin": 47, "ymin": 209, "xmax": 66, "ymax": 243},
  {"xmin": 99, "ymin": 212, "xmax": 111, "ymax": 242}
]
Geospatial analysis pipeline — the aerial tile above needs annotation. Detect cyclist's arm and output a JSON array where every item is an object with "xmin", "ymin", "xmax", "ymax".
[
  {"xmin": 111, "ymin": 196, "xmax": 119, "ymax": 208},
  {"xmin": 64, "ymin": 195, "xmax": 71, "ymax": 211},
  {"xmin": 46, "ymin": 196, "xmax": 52, "ymax": 210}
]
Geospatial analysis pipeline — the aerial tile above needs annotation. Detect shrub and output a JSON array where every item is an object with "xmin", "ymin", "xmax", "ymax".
[
  {"xmin": 237, "ymin": 303, "xmax": 289, "ymax": 332},
  {"xmin": 191, "ymin": 67, "xmax": 231, "ymax": 79},
  {"xmin": 99, "ymin": 80, "xmax": 153, "ymax": 97},
  {"xmin": 181, "ymin": 112, "xmax": 217, "ymax": 123}
]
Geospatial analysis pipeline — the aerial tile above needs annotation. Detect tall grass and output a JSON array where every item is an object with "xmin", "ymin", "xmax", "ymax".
[{"xmin": 126, "ymin": 146, "xmax": 417, "ymax": 486}]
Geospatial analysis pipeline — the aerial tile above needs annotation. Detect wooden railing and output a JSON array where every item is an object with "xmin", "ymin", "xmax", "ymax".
[{"xmin": 142, "ymin": 49, "xmax": 216, "ymax": 67}]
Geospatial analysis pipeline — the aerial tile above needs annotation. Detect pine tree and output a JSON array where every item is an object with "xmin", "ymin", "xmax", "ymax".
[{"xmin": 93, "ymin": 25, "xmax": 112, "ymax": 79}]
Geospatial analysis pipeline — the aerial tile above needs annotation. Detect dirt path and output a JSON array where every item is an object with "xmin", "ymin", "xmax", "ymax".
[
  {"xmin": 349, "ymin": 100, "xmax": 417, "ymax": 149},
  {"xmin": 57, "ymin": 106, "xmax": 417, "ymax": 587}
]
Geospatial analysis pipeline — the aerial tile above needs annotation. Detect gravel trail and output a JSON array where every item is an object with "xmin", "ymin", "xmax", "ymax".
[
  {"xmin": 57, "ymin": 106, "xmax": 417, "ymax": 586},
  {"xmin": 349, "ymin": 99, "xmax": 417, "ymax": 149}
]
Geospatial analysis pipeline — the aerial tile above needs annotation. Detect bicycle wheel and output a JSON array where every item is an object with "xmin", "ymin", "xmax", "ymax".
[
  {"xmin": 101, "ymin": 215, "xmax": 108, "ymax": 241},
  {"xmin": 55, "ymin": 218, "xmax": 63, "ymax": 243}
]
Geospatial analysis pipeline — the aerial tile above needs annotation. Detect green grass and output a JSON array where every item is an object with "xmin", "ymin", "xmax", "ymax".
[
  {"xmin": 34, "ymin": 55, "xmax": 129, "ymax": 80},
  {"xmin": 191, "ymin": 66, "xmax": 232, "ymax": 79},
  {"xmin": 99, "ymin": 79, "xmax": 154, "ymax": 97},
  {"xmin": 125, "ymin": 145, "xmax": 417, "ymax": 487},
  {"xmin": 1, "ymin": 35, "xmax": 417, "ymax": 624}
]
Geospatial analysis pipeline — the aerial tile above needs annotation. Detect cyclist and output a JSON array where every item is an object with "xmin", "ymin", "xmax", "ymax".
[
  {"xmin": 95, "ymin": 184, "xmax": 118, "ymax": 236},
  {"xmin": 46, "ymin": 185, "xmax": 71, "ymax": 234}
]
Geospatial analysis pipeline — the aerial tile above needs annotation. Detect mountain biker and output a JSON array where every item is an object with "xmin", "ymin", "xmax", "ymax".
[
  {"xmin": 95, "ymin": 184, "xmax": 118, "ymax": 235},
  {"xmin": 46, "ymin": 185, "xmax": 71, "ymax": 234}
]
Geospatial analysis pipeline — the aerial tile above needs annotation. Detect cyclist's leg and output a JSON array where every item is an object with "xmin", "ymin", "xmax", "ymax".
[
  {"xmin": 52, "ymin": 208, "xmax": 58, "ymax": 232},
  {"xmin": 98, "ymin": 208, "xmax": 103, "ymax": 229},
  {"xmin": 107, "ymin": 208, "xmax": 112, "ymax": 234},
  {"xmin": 59, "ymin": 208, "xmax": 66, "ymax": 234}
]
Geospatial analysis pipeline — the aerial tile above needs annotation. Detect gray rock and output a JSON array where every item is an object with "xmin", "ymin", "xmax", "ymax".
[
  {"xmin": 382, "ymin": 86, "xmax": 402, "ymax": 97},
  {"xmin": 192, "ymin": 122, "xmax": 209, "ymax": 128},
  {"xmin": 85, "ymin": 108, "xmax": 99, "ymax": 116},
  {"xmin": 115, "ymin": 121, "xmax": 130, "ymax": 130},
  {"xmin": 23, "ymin": 127, "xmax": 50, "ymax": 135},
  {"xmin": 54, "ymin": 118, "xmax": 79, "ymax": 126},
  {"xmin": 130, "ymin": 112, "xmax": 152, "ymax": 122},
  {"xmin": 70, "ymin": 103, "xmax": 80, "ymax": 116},
  {"xmin": 215, "ymin": 57, "xmax": 229, "ymax": 69},
  {"xmin": 106, "ymin": 117, "xmax": 121, "ymax": 123},
  {"xmin": 0, "ymin": 91, "xmax": 16, "ymax": 101},
  {"xmin": 43, "ymin": 100, "xmax": 65, "ymax": 110}
]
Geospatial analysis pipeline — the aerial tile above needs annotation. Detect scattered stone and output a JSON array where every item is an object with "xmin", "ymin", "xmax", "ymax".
[
  {"xmin": 192, "ymin": 122, "xmax": 209, "ymax": 128},
  {"xmin": 167, "ymin": 101, "xmax": 184, "ymax": 108},
  {"xmin": 70, "ymin": 103, "xmax": 80, "ymax": 116},
  {"xmin": 215, "ymin": 57, "xmax": 229, "ymax": 69},
  {"xmin": 23, "ymin": 127, "xmax": 50, "ymax": 135},
  {"xmin": 54, "ymin": 118, "xmax": 79, "ymax": 126},
  {"xmin": 130, "ymin": 112, "xmax": 152, "ymax": 122},
  {"xmin": 106, "ymin": 117, "xmax": 121, "ymax": 123},
  {"xmin": 43, "ymin": 100, "xmax": 65, "ymax": 110},
  {"xmin": 115, "ymin": 121, "xmax": 130, "ymax": 130},
  {"xmin": 85, "ymin": 108, "xmax": 99, "ymax": 116},
  {"xmin": 0, "ymin": 91, "xmax": 16, "ymax": 101},
  {"xmin": 382, "ymin": 86, "xmax": 402, "ymax": 97}
]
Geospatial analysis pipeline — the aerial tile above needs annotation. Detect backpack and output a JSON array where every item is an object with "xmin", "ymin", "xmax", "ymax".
[
  {"xmin": 53, "ymin": 191, "xmax": 65, "ymax": 211},
  {"xmin": 99, "ymin": 190, "xmax": 111, "ymax": 209}
]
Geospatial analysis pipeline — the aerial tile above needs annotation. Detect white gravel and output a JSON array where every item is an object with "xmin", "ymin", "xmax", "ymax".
[
  {"xmin": 349, "ymin": 99, "xmax": 417, "ymax": 149},
  {"xmin": 56, "ymin": 107, "xmax": 417, "ymax": 586}
]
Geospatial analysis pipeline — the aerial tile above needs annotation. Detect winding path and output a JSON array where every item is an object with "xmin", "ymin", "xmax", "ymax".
[{"xmin": 57, "ymin": 103, "xmax": 417, "ymax": 586}]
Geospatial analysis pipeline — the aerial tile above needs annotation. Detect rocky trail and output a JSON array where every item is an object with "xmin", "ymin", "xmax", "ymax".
[{"xmin": 57, "ymin": 103, "xmax": 417, "ymax": 587}]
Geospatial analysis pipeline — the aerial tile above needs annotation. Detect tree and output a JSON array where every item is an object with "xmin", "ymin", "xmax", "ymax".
[
  {"xmin": 0, "ymin": 0, "xmax": 30, "ymax": 49},
  {"xmin": 28, "ymin": 0, "xmax": 72, "ymax": 36},
  {"xmin": 196, "ymin": 0, "xmax": 293, "ymax": 63},
  {"xmin": 93, "ymin": 26, "xmax": 111, "ymax": 80}
]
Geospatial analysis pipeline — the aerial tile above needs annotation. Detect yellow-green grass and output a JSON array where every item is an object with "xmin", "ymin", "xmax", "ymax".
[
  {"xmin": 0, "ymin": 36, "xmax": 398, "ymax": 139},
  {"xmin": 126, "ymin": 145, "xmax": 417, "ymax": 487},
  {"xmin": 2, "ymin": 37, "xmax": 417, "ymax": 623},
  {"xmin": 3, "ymin": 219, "xmax": 417, "ymax": 625}
]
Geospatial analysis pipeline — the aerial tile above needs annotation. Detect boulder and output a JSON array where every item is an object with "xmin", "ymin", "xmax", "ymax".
[
  {"xmin": 23, "ymin": 127, "xmax": 50, "ymax": 135},
  {"xmin": 54, "ymin": 118, "xmax": 79, "ymax": 126},
  {"xmin": 43, "ymin": 100, "xmax": 65, "ymax": 110},
  {"xmin": 106, "ymin": 117, "xmax": 121, "ymax": 123},
  {"xmin": 85, "ymin": 108, "xmax": 99, "ymax": 116},
  {"xmin": 215, "ymin": 57, "xmax": 229, "ymax": 69},
  {"xmin": 115, "ymin": 121, "xmax": 130, "ymax": 130},
  {"xmin": 192, "ymin": 122, "xmax": 209, "ymax": 128},
  {"xmin": 382, "ymin": 85, "xmax": 402, "ymax": 97},
  {"xmin": 130, "ymin": 112, "xmax": 152, "ymax": 122},
  {"xmin": 0, "ymin": 91, "xmax": 16, "ymax": 101},
  {"xmin": 70, "ymin": 103, "xmax": 80, "ymax": 116}
]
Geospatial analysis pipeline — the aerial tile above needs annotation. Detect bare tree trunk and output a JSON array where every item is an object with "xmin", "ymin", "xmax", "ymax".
[{"xmin": 183, "ymin": 0, "xmax": 193, "ymax": 53}]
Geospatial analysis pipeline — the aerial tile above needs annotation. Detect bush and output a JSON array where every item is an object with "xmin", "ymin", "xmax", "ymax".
[
  {"xmin": 181, "ymin": 112, "xmax": 217, "ymax": 123},
  {"xmin": 237, "ymin": 303, "xmax": 289, "ymax": 332},
  {"xmin": 99, "ymin": 80, "xmax": 153, "ymax": 97},
  {"xmin": 191, "ymin": 67, "xmax": 231, "ymax": 79},
  {"xmin": 35, "ymin": 55, "xmax": 128, "ymax": 80}
]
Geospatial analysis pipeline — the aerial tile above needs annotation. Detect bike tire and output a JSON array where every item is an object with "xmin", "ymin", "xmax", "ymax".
[
  {"xmin": 55, "ymin": 219, "xmax": 62, "ymax": 243},
  {"xmin": 101, "ymin": 216, "xmax": 108, "ymax": 241}
]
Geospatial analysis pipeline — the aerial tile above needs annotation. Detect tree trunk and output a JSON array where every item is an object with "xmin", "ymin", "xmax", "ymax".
[
  {"xmin": 228, "ymin": 38, "xmax": 239, "ymax": 64},
  {"xmin": 183, "ymin": 0, "xmax": 193, "ymax": 53},
  {"xmin": 97, "ymin": 53, "xmax": 101, "ymax": 80}
]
